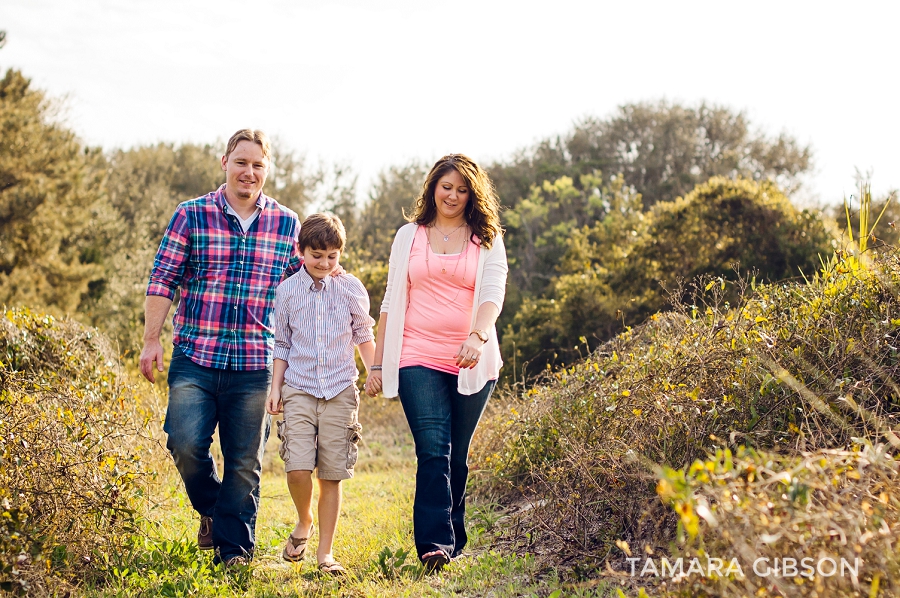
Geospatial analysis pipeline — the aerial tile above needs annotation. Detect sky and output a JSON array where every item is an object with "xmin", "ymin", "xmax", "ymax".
[{"xmin": 3, "ymin": 0, "xmax": 898, "ymax": 207}]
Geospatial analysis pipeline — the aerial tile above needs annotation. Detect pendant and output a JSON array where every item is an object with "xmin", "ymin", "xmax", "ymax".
[
  {"xmin": 441, "ymin": 267, "xmax": 446, "ymax": 273},
  {"xmin": 443, "ymin": 235, "xmax": 449, "ymax": 241}
]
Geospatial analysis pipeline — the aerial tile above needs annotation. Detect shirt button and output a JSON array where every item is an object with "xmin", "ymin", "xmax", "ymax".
[{"xmin": 233, "ymin": 306, "xmax": 237, "ymax": 310}]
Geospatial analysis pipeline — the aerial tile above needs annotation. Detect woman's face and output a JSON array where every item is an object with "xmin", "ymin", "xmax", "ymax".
[{"xmin": 433, "ymin": 168, "xmax": 470, "ymax": 221}]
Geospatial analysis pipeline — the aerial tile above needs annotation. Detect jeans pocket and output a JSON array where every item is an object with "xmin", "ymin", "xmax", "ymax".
[
  {"xmin": 345, "ymin": 422, "xmax": 362, "ymax": 469},
  {"xmin": 276, "ymin": 419, "xmax": 289, "ymax": 462}
]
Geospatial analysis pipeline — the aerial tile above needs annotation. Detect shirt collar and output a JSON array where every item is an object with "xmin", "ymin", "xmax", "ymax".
[
  {"xmin": 299, "ymin": 265, "xmax": 330, "ymax": 291},
  {"xmin": 214, "ymin": 184, "xmax": 268, "ymax": 214}
]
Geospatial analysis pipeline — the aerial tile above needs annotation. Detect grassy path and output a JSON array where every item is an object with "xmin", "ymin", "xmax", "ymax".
[{"xmin": 82, "ymin": 399, "xmax": 600, "ymax": 597}]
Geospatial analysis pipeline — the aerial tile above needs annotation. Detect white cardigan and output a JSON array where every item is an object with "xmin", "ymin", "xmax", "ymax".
[{"xmin": 380, "ymin": 223, "xmax": 508, "ymax": 397}]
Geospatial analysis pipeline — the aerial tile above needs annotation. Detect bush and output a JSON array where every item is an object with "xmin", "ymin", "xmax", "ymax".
[
  {"xmin": 656, "ymin": 443, "xmax": 899, "ymax": 596},
  {"xmin": 0, "ymin": 308, "xmax": 162, "ymax": 595},
  {"xmin": 613, "ymin": 176, "xmax": 835, "ymax": 313},
  {"xmin": 501, "ymin": 177, "xmax": 835, "ymax": 383},
  {"xmin": 473, "ymin": 247, "xmax": 900, "ymax": 586}
]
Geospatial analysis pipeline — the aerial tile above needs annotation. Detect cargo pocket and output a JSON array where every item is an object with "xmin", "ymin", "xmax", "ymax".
[
  {"xmin": 346, "ymin": 422, "xmax": 362, "ymax": 469},
  {"xmin": 276, "ymin": 419, "xmax": 289, "ymax": 462}
]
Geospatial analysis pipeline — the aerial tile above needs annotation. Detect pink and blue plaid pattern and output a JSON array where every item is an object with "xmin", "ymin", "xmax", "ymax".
[{"xmin": 147, "ymin": 185, "xmax": 303, "ymax": 370}]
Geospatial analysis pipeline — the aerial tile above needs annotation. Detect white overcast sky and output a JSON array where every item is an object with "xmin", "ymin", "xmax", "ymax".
[{"xmin": 3, "ymin": 0, "xmax": 898, "ymax": 207}]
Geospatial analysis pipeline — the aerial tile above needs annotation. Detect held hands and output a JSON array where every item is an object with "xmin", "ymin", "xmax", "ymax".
[
  {"xmin": 365, "ymin": 370, "xmax": 383, "ymax": 397},
  {"xmin": 265, "ymin": 390, "xmax": 283, "ymax": 415},
  {"xmin": 455, "ymin": 334, "xmax": 485, "ymax": 369}
]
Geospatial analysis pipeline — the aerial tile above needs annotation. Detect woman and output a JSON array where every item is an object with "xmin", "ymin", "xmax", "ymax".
[{"xmin": 365, "ymin": 154, "xmax": 508, "ymax": 572}]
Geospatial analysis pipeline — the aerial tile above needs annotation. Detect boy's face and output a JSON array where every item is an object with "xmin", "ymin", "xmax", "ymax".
[{"xmin": 302, "ymin": 246, "xmax": 341, "ymax": 282}]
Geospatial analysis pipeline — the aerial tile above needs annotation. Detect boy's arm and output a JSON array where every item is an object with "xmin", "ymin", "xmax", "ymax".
[
  {"xmin": 365, "ymin": 313, "xmax": 387, "ymax": 397},
  {"xmin": 266, "ymin": 358, "xmax": 289, "ymax": 414},
  {"xmin": 356, "ymin": 340, "xmax": 375, "ymax": 373}
]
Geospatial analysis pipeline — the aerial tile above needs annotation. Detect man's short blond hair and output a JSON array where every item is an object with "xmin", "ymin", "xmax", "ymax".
[{"xmin": 225, "ymin": 129, "xmax": 271, "ymax": 161}]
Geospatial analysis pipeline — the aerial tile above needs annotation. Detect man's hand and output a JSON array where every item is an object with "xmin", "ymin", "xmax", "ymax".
[
  {"xmin": 265, "ymin": 390, "xmax": 283, "ymax": 414},
  {"xmin": 140, "ymin": 339, "xmax": 165, "ymax": 383}
]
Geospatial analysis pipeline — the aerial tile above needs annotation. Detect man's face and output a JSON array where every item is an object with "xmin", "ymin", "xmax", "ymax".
[
  {"xmin": 302, "ymin": 246, "xmax": 341, "ymax": 282},
  {"xmin": 221, "ymin": 140, "xmax": 269, "ymax": 201}
]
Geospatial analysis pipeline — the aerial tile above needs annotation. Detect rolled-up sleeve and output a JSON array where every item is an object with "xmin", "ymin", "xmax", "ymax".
[
  {"xmin": 272, "ymin": 282, "xmax": 293, "ymax": 362},
  {"xmin": 478, "ymin": 234, "xmax": 508, "ymax": 312},
  {"xmin": 349, "ymin": 278, "xmax": 376, "ymax": 345},
  {"xmin": 147, "ymin": 207, "xmax": 191, "ymax": 299}
]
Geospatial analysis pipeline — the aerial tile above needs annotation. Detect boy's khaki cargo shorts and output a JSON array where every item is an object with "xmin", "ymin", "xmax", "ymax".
[{"xmin": 277, "ymin": 383, "xmax": 362, "ymax": 480}]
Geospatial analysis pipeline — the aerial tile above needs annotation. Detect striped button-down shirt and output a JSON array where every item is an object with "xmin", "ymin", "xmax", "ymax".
[
  {"xmin": 273, "ymin": 267, "xmax": 375, "ymax": 399},
  {"xmin": 147, "ymin": 185, "xmax": 303, "ymax": 370}
]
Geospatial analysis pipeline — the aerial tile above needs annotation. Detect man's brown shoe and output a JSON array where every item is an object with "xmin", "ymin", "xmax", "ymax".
[{"xmin": 198, "ymin": 515, "xmax": 213, "ymax": 550}]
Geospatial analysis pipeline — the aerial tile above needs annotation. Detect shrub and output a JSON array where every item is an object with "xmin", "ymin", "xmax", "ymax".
[
  {"xmin": 656, "ymin": 443, "xmax": 899, "ymax": 597},
  {"xmin": 0, "ymin": 308, "xmax": 162, "ymax": 595},
  {"xmin": 473, "ymin": 247, "xmax": 900, "ymax": 584},
  {"xmin": 501, "ymin": 177, "xmax": 835, "ymax": 383}
]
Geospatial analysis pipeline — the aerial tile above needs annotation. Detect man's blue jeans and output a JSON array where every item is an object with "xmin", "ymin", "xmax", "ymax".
[
  {"xmin": 398, "ymin": 366, "xmax": 495, "ymax": 560},
  {"xmin": 163, "ymin": 347, "xmax": 271, "ymax": 562}
]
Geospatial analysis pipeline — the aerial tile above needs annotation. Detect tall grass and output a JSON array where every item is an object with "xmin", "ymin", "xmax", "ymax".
[{"xmin": 471, "ymin": 245, "xmax": 900, "ymax": 595}]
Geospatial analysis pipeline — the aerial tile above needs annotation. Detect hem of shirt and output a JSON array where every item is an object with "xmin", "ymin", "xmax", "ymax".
[
  {"xmin": 398, "ymin": 359, "xmax": 460, "ymax": 375},
  {"xmin": 282, "ymin": 379, "xmax": 358, "ymax": 400}
]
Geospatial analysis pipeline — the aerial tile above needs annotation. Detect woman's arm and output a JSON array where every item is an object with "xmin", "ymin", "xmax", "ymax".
[
  {"xmin": 455, "ymin": 302, "xmax": 500, "ymax": 369},
  {"xmin": 477, "ymin": 234, "xmax": 509, "ymax": 313}
]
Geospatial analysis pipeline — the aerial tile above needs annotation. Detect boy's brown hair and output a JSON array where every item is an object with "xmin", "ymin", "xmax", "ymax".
[{"xmin": 298, "ymin": 212, "xmax": 346, "ymax": 252}]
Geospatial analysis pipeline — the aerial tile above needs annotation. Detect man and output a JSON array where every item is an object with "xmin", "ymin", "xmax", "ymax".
[{"xmin": 140, "ymin": 129, "xmax": 302, "ymax": 566}]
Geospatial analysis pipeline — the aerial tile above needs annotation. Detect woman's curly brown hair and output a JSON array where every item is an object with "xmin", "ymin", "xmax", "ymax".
[{"xmin": 407, "ymin": 154, "xmax": 503, "ymax": 249}]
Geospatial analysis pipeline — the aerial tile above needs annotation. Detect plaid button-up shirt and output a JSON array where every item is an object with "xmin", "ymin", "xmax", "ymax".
[{"xmin": 147, "ymin": 185, "xmax": 303, "ymax": 370}]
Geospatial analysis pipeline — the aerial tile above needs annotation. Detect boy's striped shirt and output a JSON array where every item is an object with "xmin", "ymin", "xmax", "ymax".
[{"xmin": 273, "ymin": 267, "xmax": 375, "ymax": 399}]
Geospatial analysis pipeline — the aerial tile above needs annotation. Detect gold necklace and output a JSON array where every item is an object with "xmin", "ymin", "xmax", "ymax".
[{"xmin": 423, "ymin": 227, "xmax": 470, "ymax": 305}]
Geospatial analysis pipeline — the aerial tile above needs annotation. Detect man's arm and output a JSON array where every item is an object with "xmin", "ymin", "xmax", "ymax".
[{"xmin": 140, "ymin": 295, "xmax": 173, "ymax": 383}]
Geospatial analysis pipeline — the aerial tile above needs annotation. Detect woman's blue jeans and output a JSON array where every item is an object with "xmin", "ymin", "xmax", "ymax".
[
  {"xmin": 398, "ymin": 366, "xmax": 495, "ymax": 560},
  {"xmin": 163, "ymin": 347, "xmax": 271, "ymax": 562}
]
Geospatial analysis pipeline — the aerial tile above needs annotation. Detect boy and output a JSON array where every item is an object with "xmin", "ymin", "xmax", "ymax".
[{"xmin": 265, "ymin": 213, "xmax": 375, "ymax": 575}]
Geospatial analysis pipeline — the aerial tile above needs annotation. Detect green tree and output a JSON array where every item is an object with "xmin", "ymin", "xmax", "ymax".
[
  {"xmin": 568, "ymin": 101, "xmax": 811, "ymax": 208},
  {"xmin": 0, "ymin": 69, "xmax": 112, "ymax": 314},
  {"xmin": 614, "ymin": 177, "xmax": 834, "ymax": 312},
  {"xmin": 491, "ymin": 101, "xmax": 812, "ymax": 213},
  {"xmin": 353, "ymin": 161, "xmax": 427, "ymax": 263},
  {"xmin": 502, "ymin": 177, "xmax": 833, "ymax": 382},
  {"xmin": 501, "ymin": 173, "xmax": 645, "ymax": 379}
]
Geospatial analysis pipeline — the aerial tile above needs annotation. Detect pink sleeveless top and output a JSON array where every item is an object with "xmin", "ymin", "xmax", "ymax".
[{"xmin": 400, "ymin": 226, "xmax": 480, "ymax": 374}]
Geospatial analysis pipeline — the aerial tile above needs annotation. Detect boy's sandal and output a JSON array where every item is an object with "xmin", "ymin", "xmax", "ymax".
[
  {"xmin": 421, "ymin": 549, "xmax": 450, "ymax": 573},
  {"xmin": 317, "ymin": 561, "xmax": 347, "ymax": 576},
  {"xmin": 282, "ymin": 524, "xmax": 315, "ymax": 562}
]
